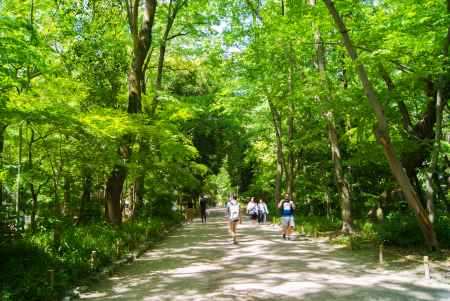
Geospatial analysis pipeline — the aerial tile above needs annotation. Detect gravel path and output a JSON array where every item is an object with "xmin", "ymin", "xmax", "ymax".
[{"xmin": 80, "ymin": 209, "xmax": 450, "ymax": 301}]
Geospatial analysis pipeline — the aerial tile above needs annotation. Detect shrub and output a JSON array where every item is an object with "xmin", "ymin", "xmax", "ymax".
[
  {"xmin": 0, "ymin": 217, "xmax": 180, "ymax": 301},
  {"xmin": 376, "ymin": 213, "xmax": 423, "ymax": 246}
]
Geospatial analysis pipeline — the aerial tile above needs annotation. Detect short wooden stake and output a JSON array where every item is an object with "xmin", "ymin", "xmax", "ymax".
[
  {"xmin": 379, "ymin": 243, "xmax": 384, "ymax": 265},
  {"xmin": 314, "ymin": 227, "xmax": 318, "ymax": 238},
  {"xmin": 116, "ymin": 240, "xmax": 121, "ymax": 256},
  {"xmin": 348, "ymin": 236, "xmax": 353, "ymax": 250},
  {"xmin": 301, "ymin": 224, "xmax": 305, "ymax": 235},
  {"xmin": 424, "ymin": 256, "xmax": 431, "ymax": 280},
  {"xmin": 48, "ymin": 269, "xmax": 55, "ymax": 289},
  {"xmin": 90, "ymin": 250, "xmax": 97, "ymax": 270}
]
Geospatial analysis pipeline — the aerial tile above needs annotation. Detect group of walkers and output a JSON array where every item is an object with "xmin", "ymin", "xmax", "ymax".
[
  {"xmin": 245, "ymin": 197, "xmax": 269, "ymax": 224},
  {"xmin": 189, "ymin": 192, "xmax": 296, "ymax": 244},
  {"xmin": 225, "ymin": 192, "xmax": 295, "ymax": 244}
]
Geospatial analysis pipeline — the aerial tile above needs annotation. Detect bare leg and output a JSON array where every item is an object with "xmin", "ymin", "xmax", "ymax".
[{"xmin": 230, "ymin": 221, "xmax": 238, "ymax": 244}]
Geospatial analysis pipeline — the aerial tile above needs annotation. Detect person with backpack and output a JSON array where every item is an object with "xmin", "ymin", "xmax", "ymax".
[
  {"xmin": 199, "ymin": 195, "xmax": 208, "ymax": 223},
  {"xmin": 226, "ymin": 195, "xmax": 240, "ymax": 244},
  {"xmin": 246, "ymin": 197, "xmax": 258, "ymax": 224},
  {"xmin": 278, "ymin": 192, "xmax": 295, "ymax": 240},
  {"xmin": 257, "ymin": 199, "xmax": 269, "ymax": 224}
]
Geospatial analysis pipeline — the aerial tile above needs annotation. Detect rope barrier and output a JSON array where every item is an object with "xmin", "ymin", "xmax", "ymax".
[{"xmin": 379, "ymin": 244, "xmax": 450, "ymax": 280}]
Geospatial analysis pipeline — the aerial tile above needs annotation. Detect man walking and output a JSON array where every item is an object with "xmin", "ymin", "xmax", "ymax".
[
  {"xmin": 278, "ymin": 193, "xmax": 295, "ymax": 240},
  {"xmin": 200, "ymin": 195, "xmax": 208, "ymax": 223}
]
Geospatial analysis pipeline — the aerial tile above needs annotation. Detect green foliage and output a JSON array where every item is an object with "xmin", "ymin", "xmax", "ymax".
[
  {"xmin": 376, "ymin": 213, "xmax": 423, "ymax": 246},
  {"xmin": 0, "ymin": 217, "xmax": 180, "ymax": 301},
  {"xmin": 1, "ymin": 0, "xmax": 450, "ymax": 299},
  {"xmin": 372, "ymin": 213, "xmax": 450, "ymax": 248}
]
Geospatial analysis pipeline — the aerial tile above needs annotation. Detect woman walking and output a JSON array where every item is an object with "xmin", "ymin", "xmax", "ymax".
[
  {"xmin": 246, "ymin": 197, "xmax": 258, "ymax": 225},
  {"xmin": 226, "ymin": 195, "xmax": 240, "ymax": 244},
  {"xmin": 257, "ymin": 199, "xmax": 269, "ymax": 224}
]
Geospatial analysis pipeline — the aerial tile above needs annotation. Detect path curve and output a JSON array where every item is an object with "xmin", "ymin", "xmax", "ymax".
[{"xmin": 80, "ymin": 209, "xmax": 450, "ymax": 301}]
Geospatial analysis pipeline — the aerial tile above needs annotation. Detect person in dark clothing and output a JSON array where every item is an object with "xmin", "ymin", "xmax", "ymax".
[
  {"xmin": 186, "ymin": 199, "xmax": 194, "ymax": 224},
  {"xmin": 200, "ymin": 195, "xmax": 208, "ymax": 223}
]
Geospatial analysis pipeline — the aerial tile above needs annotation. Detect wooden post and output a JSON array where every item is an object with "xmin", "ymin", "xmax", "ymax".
[
  {"xmin": 424, "ymin": 256, "xmax": 431, "ymax": 280},
  {"xmin": 348, "ymin": 236, "xmax": 353, "ymax": 250},
  {"xmin": 301, "ymin": 224, "xmax": 305, "ymax": 235},
  {"xmin": 116, "ymin": 239, "xmax": 121, "ymax": 257},
  {"xmin": 314, "ymin": 227, "xmax": 318, "ymax": 238},
  {"xmin": 379, "ymin": 243, "xmax": 384, "ymax": 265},
  {"xmin": 47, "ymin": 269, "xmax": 54, "ymax": 289},
  {"xmin": 90, "ymin": 250, "xmax": 97, "ymax": 270}
]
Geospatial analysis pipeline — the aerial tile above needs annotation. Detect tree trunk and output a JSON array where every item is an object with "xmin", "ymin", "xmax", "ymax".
[
  {"xmin": 63, "ymin": 174, "xmax": 71, "ymax": 218},
  {"xmin": 323, "ymin": 0, "xmax": 438, "ymax": 248},
  {"xmin": 16, "ymin": 123, "xmax": 23, "ymax": 226},
  {"xmin": 287, "ymin": 104, "xmax": 295, "ymax": 197},
  {"xmin": 127, "ymin": 66, "xmax": 142, "ymax": 114},
  {"xmin": 30, "ymin": 184, "xmax": 38, "ymax": 233},
  {"xmin": 268, "ymin": 98, "xmax": 286, "ymax": 204},
  {"xmin": 425, "ymin": 0, "xmax": 449, "ymax": 223},
  {"xmin": 425, "ymin": 87, "xmax": 444, "ymax": 224},
  {"xmin": 79, "ymin": 172, "xmax": 92, "ymax": 224},
  {"xmin": 105, "ymin": 0, "xmax": 158, "ymax": 226},
  {"xmin": 105, "ymin": 165, "xmax": 126, "ymax": 226},
  {"xmin": 133, "ymin": 174, "xmax": 145, "ymax": 218},
  {"xmin": 150, "ymin": 0, "xmax": 185, "ymax": 115},
  {"xmin": 327, "ymin": 116, "xmax": 352, "ymax": 233},
  {"xmin": 28, "ymin": 127, "xmax": 38, "ymax": 233},
  {"xmin": 286, "ymin": 49, "xmax": 295, "ymax": 197},
  {"xmin": 310, "ymin": 0, "xmax": 353, "ymax": 233},
  {"xmin": 0, "ymin": 123, "xmax": 6, "ymax": 206},
  {"xmin": 150, "ymin": 42, "xmax": 167, "ymax": 116}
]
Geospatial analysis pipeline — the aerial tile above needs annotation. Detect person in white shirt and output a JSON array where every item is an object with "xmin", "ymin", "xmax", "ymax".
[
  {"xmin": 246, "ymin": 197, "xmax": 258, "ymax": 224},
  {"xmin": 226, "ymin": 195, "xmax": 240, "ymax": 244},
  {"xmin": 257, "ymin": 199, "xmax": 269, "ymax": 224}
]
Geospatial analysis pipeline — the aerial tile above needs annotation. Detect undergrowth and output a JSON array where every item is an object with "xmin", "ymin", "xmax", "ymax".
[{"xmin": 0, "ymin": 215, "xmax": 182, "ymax": 301}]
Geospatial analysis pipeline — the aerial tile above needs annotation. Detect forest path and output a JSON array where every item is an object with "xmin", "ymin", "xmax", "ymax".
[{"xmin": 80, "ymin": 209, "xmax": 450, "ymax": 301}]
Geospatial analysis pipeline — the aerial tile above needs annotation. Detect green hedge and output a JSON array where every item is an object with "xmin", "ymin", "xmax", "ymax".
[{"xmin": 0, "ymin": 216, "xmax": 181, "ymax": 301}]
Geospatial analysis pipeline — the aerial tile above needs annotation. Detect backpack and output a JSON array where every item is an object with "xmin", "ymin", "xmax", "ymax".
[{"xmin": 229, "ymin": 201, "xmax": 240, "ymax": 221}]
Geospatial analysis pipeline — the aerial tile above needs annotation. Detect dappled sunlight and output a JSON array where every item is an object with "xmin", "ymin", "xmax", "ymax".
[{"xmin": 80, "ymin": 210, "xmax": 450, "ymax": 300}]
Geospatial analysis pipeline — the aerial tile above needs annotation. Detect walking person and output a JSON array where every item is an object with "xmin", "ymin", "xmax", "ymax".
[
  {"xmin": 226, "ymin": 195, "xmax": 240, "ymax": 244},
  {"xmin": 200, "ymin": 195, "xmax": 208, "ymax": 223},
  {"xmin": 246, "ymin": 197, "xmax": 258, "ymax": 224},
  {"xmin": 257, "ymin": 199, "xmax": 269, "ymax": 224},
  {"xmin": 186, "ymin": 199, "xmax": 194, "ymax": 224},
  {"xmin": 278, "ymin": 193, "xmax": 295, "ymax": 240}
]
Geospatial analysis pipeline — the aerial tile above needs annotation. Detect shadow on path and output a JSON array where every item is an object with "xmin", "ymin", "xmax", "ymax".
[{"xmin": 80, "ymin": 209, "xmax": 450, "ymax": 301}]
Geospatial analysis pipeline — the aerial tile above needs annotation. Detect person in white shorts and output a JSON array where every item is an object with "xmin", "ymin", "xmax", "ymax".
[
  {"xmin": 278, "ymin": 193, "xmax": 295, "ymax": 240},
  {"xmin": 226, "ymin": 195, "xmax": 240, "ymax": 244}
]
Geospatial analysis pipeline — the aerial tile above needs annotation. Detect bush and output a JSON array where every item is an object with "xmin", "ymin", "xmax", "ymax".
[
  {"xmin": 0, "ymin": 217, "xmax": 181, "ymax": 301},
  {"xmin": 376, "ymin": 213, "xmax": 423, "ymax": 246},
  {"xmin": 434, "ymin": 215, "xmax": 450, "ymax": 248}
]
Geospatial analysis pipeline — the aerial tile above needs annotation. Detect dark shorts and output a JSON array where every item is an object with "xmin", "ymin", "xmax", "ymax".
[{"xmin": 250, "ymin": 213, "xmax": 258, "ymax": 220}]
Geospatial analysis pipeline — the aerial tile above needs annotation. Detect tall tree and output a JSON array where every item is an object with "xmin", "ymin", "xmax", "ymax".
[
  {"xmin": 309, "ymin": 0, "xmax": 352, "ymax": 233},
  {"xmin": 323, "ymin": 0, "xmax": 438, "ymax": 248},
  {"xmin": 105, "ymin": 0, "xmax": 158, "ymax": 226}
]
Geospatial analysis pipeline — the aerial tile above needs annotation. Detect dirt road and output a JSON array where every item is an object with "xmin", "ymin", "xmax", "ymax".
[{"xmin": 80, "ymin": 209, "xmax": 450, "ymax": 300}]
